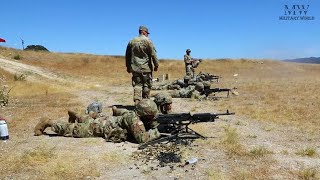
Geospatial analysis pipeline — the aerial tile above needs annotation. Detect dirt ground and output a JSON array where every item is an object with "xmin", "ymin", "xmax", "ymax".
[{"xmin": 0, "ymin": 56, "xmax": 319, "ymax": 180}]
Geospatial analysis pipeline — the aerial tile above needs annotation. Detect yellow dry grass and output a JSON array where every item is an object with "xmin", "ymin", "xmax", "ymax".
[{"xmin": 1, "ymin": 46, "xmax": 320, "ymax": 179}]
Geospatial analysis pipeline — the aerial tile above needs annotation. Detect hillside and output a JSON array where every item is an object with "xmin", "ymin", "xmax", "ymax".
[
  {"xmin": 283, "ymin": 57, "xmax": 320, "ymax": 64},
  {"xmin": 0, "ymin": 46, "xmax": 319, "ymax": 179}
]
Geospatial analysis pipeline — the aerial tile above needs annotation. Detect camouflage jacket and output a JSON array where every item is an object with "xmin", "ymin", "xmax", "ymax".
[
  {"xmin": 110, "ymin": 109, "xmax": 161, "ymax": 143},
  {"xmin": 170, "ymin": 86, "xmax": 205, "ymax": 100},
  {"xmin": 184, "ymin": 54, "xmax": 192, "ymax": 64},
  {"xmin": 126, "ymin": 35, "xmax": 158, "ymax": 73}
]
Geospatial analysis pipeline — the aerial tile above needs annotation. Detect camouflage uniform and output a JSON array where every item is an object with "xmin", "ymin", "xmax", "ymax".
[
  {"xmin": 126, "ymin": 26, "xmax": 159, "ymax": 101},
  {"xmin": 184, "ymin": 51, "xmax": 193, "ymax": 77},
  {"xmin": 184, "ymin": 49, "xmax": 202, "ymax": 78},
  {"xmin": 170, "ymin": 83, "xmax": 206, "ymax": 100},
  {"xmin": 152, "ymin": 79, "xmax": 185, "ymax": 90},
  {"xmin": 195, "ymin": 72, "xmax": 217, "ymax": 82},
  {"xmin": 113, "ymin": 92, "xmax": 172, "ymax": 115},
  {"xmin": 153, "ymin": 92, "xmax": 172, "ymax": 112},
  {"xmin": 36, "ymin": 100, "xmax": 161, "ymax": 144}
]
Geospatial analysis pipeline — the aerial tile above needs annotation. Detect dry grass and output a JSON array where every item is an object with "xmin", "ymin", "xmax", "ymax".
[
  {"xmin": 248, "ymin": 146, "xmax": 273, "ymax": 158},
  {"xmin": 221, "ymin": 125, "xmax": 246, "ymax": 157},
  {"xmin": 2, "ymin": 46, "xmax": 320, "ymax": 132},
  {"xmin": 1, "ymin": 47, "xmax": 320, "ymax": 179},
  {"xmin": 295, "ymin": 147, "xmax": 317, "ymax": 157},
  {"xmin": 296, "ymin": 168, "xmax": 318, "ymax": 180},
  {"xmin": 48, "ymin": 161, "xmax": 101, "ymax": 180},
  {"xmin": 100, "ymin": 150, "xmax": 130, "ymax": 168}
]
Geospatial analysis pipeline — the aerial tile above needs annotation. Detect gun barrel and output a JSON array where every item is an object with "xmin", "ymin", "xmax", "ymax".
[{"xmin": 156, "ymin": 113, "xmax": 191, "ymax": 124}]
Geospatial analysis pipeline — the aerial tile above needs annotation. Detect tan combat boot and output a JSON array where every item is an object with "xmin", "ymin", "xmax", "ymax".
[
  {"xmin": 68, "ymin": 110, "xmax": 81, "ymax": 123},
  {"xmin": 34, "ymin": 117, "xmax": 54, "ymax": 136},
  {"xmin": 112, "ymin": 106, "xmax": 117, "ymax": 116},
  {"xmin": 134, "ymin": 99, "xmax": 140, "ymax": 106}
]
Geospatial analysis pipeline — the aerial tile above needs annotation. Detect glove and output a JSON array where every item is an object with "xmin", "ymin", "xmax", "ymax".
[{"xmin": 154, "ymin": 66, "xmax": 158, "ymax": 71}]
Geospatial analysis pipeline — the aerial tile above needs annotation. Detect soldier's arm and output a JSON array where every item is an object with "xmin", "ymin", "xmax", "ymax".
[
  {"xmin": 148, "ymin": 40, "xmax": 159, "ymax": 70},
  {"xmin": 191, "ymin": 91, "xmax": 206, "ymax": 100},
  {"xmin": 125, "ymin": 42, "xmax": 132, "ymax": 72},
  {"xmin": 112, "ymin": 107, "xmax": 130, "ymax": 116},
  {"xmin": 184, "ymin": 55, "xmax": 188, "ymax": 63},
  {"xmin": 132, "ymin": 120, "xmax": 161, "ymax": 143}
]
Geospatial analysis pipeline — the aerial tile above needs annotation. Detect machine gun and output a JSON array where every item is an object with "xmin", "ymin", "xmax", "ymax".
[
  {"xmin": 196, "ymin": 72, "xmax": 221, "ymax": 82},
  {"xmin": 191, "ymin": 58, "xmax": 202, "ymax": 68},
  {"xmin": 200, "ymin": 74, "xmax": 221, "ymax": 82},
  {"xmin": 202, "ymin": 88, "xmax": 232, "ymax": 98},
  {"xmin": 138, "ymin": 110, "xmax": 235, "ymax": 149}
]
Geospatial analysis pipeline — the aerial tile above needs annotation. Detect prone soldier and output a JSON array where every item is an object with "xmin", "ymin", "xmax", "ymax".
[
  {"xmin": 113, "ymin": 92, "xmax": 173, "ymax": 116},
  {"xmin": 34, "ymin": 99, "xmax": 161, "ymax": 144}
]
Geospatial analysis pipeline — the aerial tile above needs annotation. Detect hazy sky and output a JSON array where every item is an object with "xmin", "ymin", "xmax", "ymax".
[{"xmin": 1, "ymin": 0, "xmax": 319, "ymax": 60}]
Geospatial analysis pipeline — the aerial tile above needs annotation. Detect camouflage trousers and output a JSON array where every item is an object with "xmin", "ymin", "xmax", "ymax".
[
  {"xmin": 51, "ymin": 111, "xmax": 161, "ymax": 144},
  {"xmin": 132, "ymin": 72, "xmax": 153, "ymax": 101},
  {"xmin": 185, "ymin": 64, "xmax": 194, "ymax": 77},
  {"xmin": 51, "ymin": 119, "xmax": 103, "ymax": 138},
  {"xmin": 51, "ymin": 117, "xmax": 126, "ymax": 142}
]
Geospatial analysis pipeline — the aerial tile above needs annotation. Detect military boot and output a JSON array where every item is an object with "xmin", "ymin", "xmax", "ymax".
[
  {"xmin": 68, "ymin": 110, "xmax": 82, "ymax": 123},
  {"xmin": 112, "ymin": 106, "xmax": 118, "ymax": 116},
  {"xmin": 34, "ymin": 117, "xmax": 54, "ymax": 136},
  {"xmin": 134, "ymin": 99, "xmax": 140, "ymax": 106}
]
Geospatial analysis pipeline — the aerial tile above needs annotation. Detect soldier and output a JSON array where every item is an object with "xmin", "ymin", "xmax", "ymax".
[
  {"xmin": 151, "ymin": 79, "xmax": 185, "ymax": 90},
  {"xmin": 170, "ymin": 82, "xmax": 206, "ymax": 100},
  {"xmin": 113, "ymin": 92, "xmax": 173, "ymax": 116},
  {"xmin": 194, "ymin": 72, "xmax": 220, "ymax": 82},
  {"xmin": 184, "ymin": 49, "xmax": 202, "ymax": 78},
  {"xmin": 34, "ymin": 99, "xmax": 161, "ymax": 144},
  {"xmin": 153, "ymin": 92, "xmax": 172, "ymax": 114},
  {"xmin": 126, "ymin": 26, "xmax": 159, "ymax": 105}
]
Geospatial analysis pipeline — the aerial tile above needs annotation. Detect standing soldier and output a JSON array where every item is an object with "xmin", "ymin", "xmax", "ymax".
[
  {"xmin": 184, "ymin": 49, "xmax": 202, "ymax": 78},
  {"xmin": 126, "ymin": 26, "xmax": 159, "ymax": 105}
]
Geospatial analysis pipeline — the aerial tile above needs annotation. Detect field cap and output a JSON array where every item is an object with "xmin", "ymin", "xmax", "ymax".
[{"xmin": 139, "ymin": 26, "xmax": 150, "ymax": 34}]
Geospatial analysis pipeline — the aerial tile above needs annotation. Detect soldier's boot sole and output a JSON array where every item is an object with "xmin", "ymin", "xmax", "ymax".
[
  {"xmin": 134, "ymin": 99, "xmax": 140, "ymax": 106},
  {"xmin": 68, "ymin": 110, "xmax": 81, "ymax": 123},
  {"xmin": 34, "ymin": 117, "xmax": 53, "ymax": 136}
]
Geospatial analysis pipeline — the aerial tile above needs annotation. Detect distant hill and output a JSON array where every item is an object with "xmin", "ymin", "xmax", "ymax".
[{"xmin": 283, "ymin": 57, "xmax": 320, "ymax": 64}]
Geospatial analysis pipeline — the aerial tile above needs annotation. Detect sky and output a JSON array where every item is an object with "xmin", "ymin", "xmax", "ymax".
[{"xmin": 1, "ymin": 0, "xmax": 319, "ymax": 60}]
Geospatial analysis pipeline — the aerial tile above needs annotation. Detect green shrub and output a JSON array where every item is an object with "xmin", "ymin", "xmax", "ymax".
[
  {"xmin": 14, "ymin": 73, "xmax": 27, "ymax": 81},
  {"xmin": 24, "ymin": 45, "xmax": 49, "ymax": 52},
  {"xmin": 13, "ymin": 54, "xmax": 21, "ymax": 60}
]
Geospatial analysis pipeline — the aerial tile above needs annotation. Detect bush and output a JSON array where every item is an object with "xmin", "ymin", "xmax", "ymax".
[
  {"xmin": 14, "ymin": 73, "xmax": 27, "ymax": 81},
  {"xmin": 24, "ymin": 45, "xmax": 49, "ymax": 52},
  {"xmin": 13, "ymin": 54, "xmax": 21, "ymax": 60},
  {"xmin": 0, "ymin": 75, "xmax": 12, "ymax": 107}
]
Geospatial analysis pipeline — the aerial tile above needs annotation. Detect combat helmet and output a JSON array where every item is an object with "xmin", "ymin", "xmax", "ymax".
[
  {"xmin": 195, "ymin": 82, "xmax": 204, "ymax": 92},
  {"xmin": 202, "ymin": 81, "xmax": 211, "ymax": 90},
  {"xmin": 154, "ymin": 93, "xmax": 172, "ymax": 106},
  {"xmin": 186, "ymin": 49, "xmax": 191, "ymax": 53},
  {"xmin": 176, "ymin": 79, "xmax": 185, "ymax": 87},
  {"xmin": 135, "ymin": 99, "xmax": 158, "ymax": 117},
  {"xmin": 184, "ymin": 76, "xmax": 191, "ymax": 84}
]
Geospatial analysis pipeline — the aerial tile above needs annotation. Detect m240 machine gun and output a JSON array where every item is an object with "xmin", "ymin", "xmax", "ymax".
[{"xmin": 138, "ymin": 110, "xmax": 235, "ymax": 149}]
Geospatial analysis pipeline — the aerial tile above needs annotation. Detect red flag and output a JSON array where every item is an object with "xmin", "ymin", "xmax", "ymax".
[{"xmin": 0, "ymin": 38, "xmax": 6, "ymax": 42}]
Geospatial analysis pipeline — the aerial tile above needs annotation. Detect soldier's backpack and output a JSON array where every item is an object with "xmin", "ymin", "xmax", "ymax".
[{"xmin": 86, "ymin": 102, "xmax": 102, "ymax": 114}]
